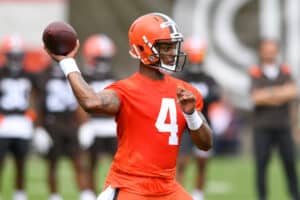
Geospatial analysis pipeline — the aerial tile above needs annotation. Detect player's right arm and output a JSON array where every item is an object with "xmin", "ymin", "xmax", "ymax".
[
  {"xmin": 67, "ymin": 73, "xmax": 120, "ymax": 115},
  {"xmin": 44, "ymin": 40, "xmax": 120, "ymax": 116}
]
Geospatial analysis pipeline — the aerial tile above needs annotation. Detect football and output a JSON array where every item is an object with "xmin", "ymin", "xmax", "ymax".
[{"xmin": 42, "ymin": 21, "xmax": 78, "ymax": 56}]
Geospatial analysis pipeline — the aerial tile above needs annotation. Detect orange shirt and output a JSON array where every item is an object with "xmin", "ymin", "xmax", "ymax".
[{"xmin": 105, "ymin": 72, "xmax": 203, "ymax": 195}]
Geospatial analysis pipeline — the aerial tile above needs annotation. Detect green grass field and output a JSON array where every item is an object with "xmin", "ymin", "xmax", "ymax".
[{"xmin": 0, "ymin": 155, "xmax": 297, "ymax": 200}]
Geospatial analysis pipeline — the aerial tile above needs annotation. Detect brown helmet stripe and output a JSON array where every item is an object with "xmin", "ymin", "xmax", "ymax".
[{"xmin": 153, "ymin": 13, "xmax": 175, "ymax": 34}]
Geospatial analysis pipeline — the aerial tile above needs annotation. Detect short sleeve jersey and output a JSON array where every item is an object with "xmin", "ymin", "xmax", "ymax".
[
  {"xmin": 82, "ymin": 69, "xmax": 115, "ymax": 119},
  {"xmin": 0, "ymin": 66, "xmax": 36, "ymax": 115},
  {"xmin": 105, "ymin": 72, "xmax": 203, "ymax": 195},
  {"xmin": 37, "ymin": 65, "xmax": 78, "ymax": 129}
]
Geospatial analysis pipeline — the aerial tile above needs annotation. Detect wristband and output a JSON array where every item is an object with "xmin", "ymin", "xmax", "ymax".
[
  {"xmin": 59, "ymin": 58, "xmax": 81, "ymax": 77},
  {"xmin": 184, "ymin": 110, "xmax": 203, "ymax": 130}
]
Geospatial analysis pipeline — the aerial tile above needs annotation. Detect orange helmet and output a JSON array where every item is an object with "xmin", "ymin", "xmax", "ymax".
[
  {"xmin": 1, "ymin": 34, "xmax": 25, "ymax": 54},
  {"xmin": 183, "ymin": 37, "xmax": 207, "ymax": 64},
  {"xmin": 23, "ymin": 48, "xmax": 51, "ymax": 73},
  {"xmin": 128, "ymin": 12, "xmax": 186, "ymax": 72},
  {"xmin": 83, "ymin": 34, "xmax": 115, "ymax": 65}
]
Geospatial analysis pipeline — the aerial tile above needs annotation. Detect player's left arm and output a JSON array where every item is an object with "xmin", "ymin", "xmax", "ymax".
[
  {"xmin": 188, "ymin": 112, "xmax": 213, "ymax": 151},
  {"xmin": 177, "ymin": 87, "xmax": 213, "ymax": 151}
]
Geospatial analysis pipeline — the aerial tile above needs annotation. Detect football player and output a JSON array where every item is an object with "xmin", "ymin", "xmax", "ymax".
[
  {"xmin": 178, "ymin": 37, "xmax": 221, "ymax": 200},
  {"xmin": 44, "ymin": 13, "xmax": 213, "ymax": 200},
  {"xmin": 36, "ymin": 60, "xmax": 93, "ymax": 200},
  {"xmin": 79, "ymin": 34, "xmax": 117, "ymax": 196},
  {"xmin": 0, "ymin": 34, "xmax": 38, "ymax": 200}
]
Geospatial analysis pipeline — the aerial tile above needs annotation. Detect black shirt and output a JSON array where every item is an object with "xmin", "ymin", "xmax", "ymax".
[
  {"xmin": 0, "ymin": 66, "xmax": 36, "ymax": 115},
  {"xmin": 250, "ymin": 64, "xmax": 293, "ymax": 128},
  {"xmin": 36, "ymin": 64, "xmax": 78, "ymax": 128}
]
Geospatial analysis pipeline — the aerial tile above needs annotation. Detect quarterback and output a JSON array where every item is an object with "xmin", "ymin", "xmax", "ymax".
[{"xmin": 44, "ymin": 13, "xmax": 213, "ymax": 200}]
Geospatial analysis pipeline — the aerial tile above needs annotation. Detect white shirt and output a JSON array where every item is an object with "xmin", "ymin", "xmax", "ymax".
[{"xmin": 262, "ymin": 64, "xmax": 280, "ymax": 80}]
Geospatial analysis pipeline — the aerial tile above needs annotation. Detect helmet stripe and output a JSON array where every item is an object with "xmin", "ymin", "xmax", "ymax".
[{"xmin": 152, "ymin": 13, "xmax": 176, "ymax": 34}]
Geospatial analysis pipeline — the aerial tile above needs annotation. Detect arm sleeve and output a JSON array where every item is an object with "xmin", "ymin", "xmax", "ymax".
[{"xmin": 105, "ymin": 81, "xmax": 124, "ymax": 108}]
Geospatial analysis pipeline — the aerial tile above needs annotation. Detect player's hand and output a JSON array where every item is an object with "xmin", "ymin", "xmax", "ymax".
[
  {"xmin": 44, "ymin": 39, "xmax": 80, "ymax": 62},
  {"xmin": 176, "ymin": 86, "xmax": 196, "ymax": 114}
]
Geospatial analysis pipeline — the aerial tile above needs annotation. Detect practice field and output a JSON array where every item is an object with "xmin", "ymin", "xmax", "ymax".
[{"xmin": 0, "ymin": 155, "xmax": 297, "ymax": 200}]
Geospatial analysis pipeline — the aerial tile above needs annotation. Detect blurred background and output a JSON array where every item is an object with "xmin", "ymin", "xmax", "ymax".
[{"xmin": 0, "ymin": 0, "xmax": 300, "ymax": 200}]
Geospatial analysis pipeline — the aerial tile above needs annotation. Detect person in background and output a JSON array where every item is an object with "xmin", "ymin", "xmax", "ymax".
[
  {"xmin": 44, "ymin": 12, "xmax": 213, "ymax": 200},
  {"xmin": 36, "ymin": 60, "xmax": 94, "ymax": 200},
  {"xmin": 78, "ymin": 34, "xmax": 117, "ymax": 198},
  {"xmin": 249, "ymin": 39, "xmax": 299, "ymax": 200},
  {"xmin": 207, "ymin": 97, "xmax": 240, "ymax": 155},
  {"xmin": 177, "ymin": 36, "xmax": 221, "ymax": 200},
  {"xmin": 0, "ymin": 34, "xmax": 37, "ymax": 200}
]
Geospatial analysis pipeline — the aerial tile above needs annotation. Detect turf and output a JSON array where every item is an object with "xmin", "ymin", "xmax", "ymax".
[{"xmin": 0, "ymin": 155, "xmax": 296, "ymax": 200}]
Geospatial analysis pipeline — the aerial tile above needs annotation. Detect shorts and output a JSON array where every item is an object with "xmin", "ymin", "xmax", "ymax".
[
  {"xmin": 97, "ymin": 184, "xmax": 192, "ymax": 200},
  {"xmin": 0, "ymin": 138, "xmax": 30, "ymax": 160},
  {"xmin": 89, "ymin": 137, "xmax": 117, "ymax": 155},
  {"xmin": 45, "ymin": 125, "xmax": 80, "ymax": 161}
]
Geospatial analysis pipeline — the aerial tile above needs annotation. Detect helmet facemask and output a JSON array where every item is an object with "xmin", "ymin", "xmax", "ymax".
[
  {"xmin": 151, "ymin": 39, "xmax": 186, "ymax": 72},
  {"xmin": 186, "ymin": 62, "xmax": 204, "ymax": 74},
  {"xmin": 83, "ymin": 34, "xmax": 115, "ymax": 76},
  {"xmin": 92, "ymin": 56, "xmax": 112, "ymax": 75},
  {"xmin": 6, "ymin": 51, "xmax": 25, "ymax": 73},
  {"xmin": 128, "ymin": 12, "xmax": 187, "ymax": 72}
]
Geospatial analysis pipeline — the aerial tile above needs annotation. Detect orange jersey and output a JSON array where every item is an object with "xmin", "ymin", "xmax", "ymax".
[{"xmin": 105, "ymin": 72, "xmax": 203, "ymax": 195}]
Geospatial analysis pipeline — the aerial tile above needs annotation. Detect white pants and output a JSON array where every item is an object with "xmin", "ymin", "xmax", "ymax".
[{"xmin": 97, "ymin": 186, "xmax": 116, "ymax": 200}]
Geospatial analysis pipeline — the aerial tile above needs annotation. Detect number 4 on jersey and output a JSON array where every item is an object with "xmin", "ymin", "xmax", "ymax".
[{"xmin": 155, "ymin": 98, "xmax": 179, "ymax": 145}]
